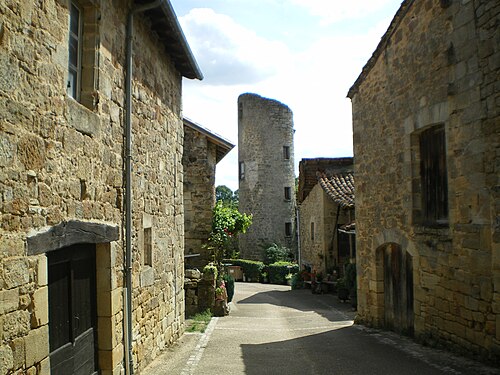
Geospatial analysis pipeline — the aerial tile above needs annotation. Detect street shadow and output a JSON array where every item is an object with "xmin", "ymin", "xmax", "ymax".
[
  {"xmin": 236, "ymin": 285, "xmax": 356, "ymax": 323},
  {"xmin": 240, "ymin": 327, "xmax": 444, "ymax": 375}
]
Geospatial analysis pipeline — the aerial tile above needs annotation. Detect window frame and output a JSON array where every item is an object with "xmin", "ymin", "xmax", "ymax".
[
  {"xmin": 283, "ymin": 146, "xmax": 290, "ymax": 160},
  {"xmin": 417, "ymin": 124, "xmax": 449, "ymax": 227},
  {"xmin": 239, "ymin": 161, "xmax": 245, "ymax": 180},
  {"xmin": 144, "ymin": 227, "xmax": 153, "ymax": 266},
  {"xmin": 285, "ymin": 222, "xmax": 292, "ymax": 237},
  {"xmin": 284, "ymin": 186, "xmax": 291, "ymax": 201},
  {"xmin": 68, "ymin": 1, "xmax": 83, "ymax": 101}
]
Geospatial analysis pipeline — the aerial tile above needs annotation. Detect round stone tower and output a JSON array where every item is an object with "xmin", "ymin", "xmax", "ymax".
[{"xmin": 238, "ymin": 93, "xmax": 297, "ymax": 260}]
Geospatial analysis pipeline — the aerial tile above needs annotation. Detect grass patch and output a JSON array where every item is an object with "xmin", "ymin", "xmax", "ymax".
[{"xmin": 186, "ymin": 309, "xmax": 213, "ymax": 333}]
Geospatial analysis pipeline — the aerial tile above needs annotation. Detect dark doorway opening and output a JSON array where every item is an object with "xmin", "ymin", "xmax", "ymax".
[{"xmin": 48, "ymin": 243, "xmax": 98, "ymax": 375}]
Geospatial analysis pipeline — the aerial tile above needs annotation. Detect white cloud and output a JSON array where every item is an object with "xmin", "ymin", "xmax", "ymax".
[
  {"xmin": 178, "ymin": 3, "xmax": 401, "ymax": 191},
  {"xmin": 179, "ymin": 8, "xmax": 290, "ymax": 85},
  {"xmin": 290, "ymin": 0, "xmax": 400, "ymax": 25}
]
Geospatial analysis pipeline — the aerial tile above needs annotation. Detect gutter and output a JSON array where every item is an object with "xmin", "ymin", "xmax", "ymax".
[{"xmin": 124, "ymin": 2, "xmax": 162, "ymax": 374}]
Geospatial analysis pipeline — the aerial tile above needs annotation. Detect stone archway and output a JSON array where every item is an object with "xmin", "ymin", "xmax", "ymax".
[{"xmin": 377, "ymin": 243, "xmax": 414, "ymax": 336}]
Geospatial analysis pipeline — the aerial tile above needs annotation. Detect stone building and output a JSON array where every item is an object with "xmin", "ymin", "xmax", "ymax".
[
  {"xmin": 297, "ymin": 158, "xmax": 354, "ymax": 277},
  {"xmin": 348, "ymin": 0, "xmax": 499, "ymax": 363},
  {"xmin": 183, "ymin": 118, "xmax": 234, "ymax": 269},
  {"xmin": 237, "ymin": 93, "xmax": 297, "ymax": 260},
  {"xmin": 0, "ymin": 1, "xmax": 202, "ymax": 374}
]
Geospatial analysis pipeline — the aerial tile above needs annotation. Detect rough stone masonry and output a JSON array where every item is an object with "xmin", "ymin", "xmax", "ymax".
[
  {"xmin": 348, "ymin": 0, "xmax": 499, "ymax": 365},
  {"xmin": 0, "ymin": 0, "xmax": 201, "ymax": 373}
]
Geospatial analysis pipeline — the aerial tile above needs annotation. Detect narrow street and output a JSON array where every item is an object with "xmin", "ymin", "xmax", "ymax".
[{"xmin": 144, "ymin": 283, "xmax": 498, "ymax": 375}]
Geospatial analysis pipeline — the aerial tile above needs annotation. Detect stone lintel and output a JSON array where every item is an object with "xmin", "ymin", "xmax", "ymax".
[{"xmin": 27, "ymin": 220, "xmax": 119, "ymax": 255}]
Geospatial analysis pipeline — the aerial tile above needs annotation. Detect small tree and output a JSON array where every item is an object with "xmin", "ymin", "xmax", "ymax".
[
  {"xmin": 263, "ymin": 243, "xmax": 293, "ymax": 265},
  {"xmin": 215, "ymin": 185, "xmax": 238, "ymax": 208},
  {"xmin": 205, "ymin": 201, "xmax": 252, "ymax": 271}
]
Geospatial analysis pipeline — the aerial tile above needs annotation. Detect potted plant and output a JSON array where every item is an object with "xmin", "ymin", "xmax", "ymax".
[{"xmin": 285, "ymin": 273, "xmax": 293, "ymax": 286}]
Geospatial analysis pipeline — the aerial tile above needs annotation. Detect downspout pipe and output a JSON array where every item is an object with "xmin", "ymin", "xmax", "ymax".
[{"xmin": 124, "ymin": 1, "xmax": 162, "ymax": 374}]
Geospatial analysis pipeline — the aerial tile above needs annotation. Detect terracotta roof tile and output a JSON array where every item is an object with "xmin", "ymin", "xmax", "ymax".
[{"xmin": 317, "ymin": 172, "xmax": 355, "ymax": 208}]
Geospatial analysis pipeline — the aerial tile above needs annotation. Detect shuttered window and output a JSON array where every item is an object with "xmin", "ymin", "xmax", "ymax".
[{"xmin": 419, "ymin": 125, "xmax": 448, "ymax": 224}]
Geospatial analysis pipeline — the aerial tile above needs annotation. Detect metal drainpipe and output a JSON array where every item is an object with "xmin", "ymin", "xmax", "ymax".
[{"xmin": 124, "ymin": 1, "xmax": 162, "ymax": 374}]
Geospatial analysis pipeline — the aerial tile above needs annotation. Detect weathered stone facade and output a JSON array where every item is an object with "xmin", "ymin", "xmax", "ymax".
[
  {"xmin": 348, "ymin": 0, "xmax": 499, "ymax": 364},
  {"xmin": 183, "ymin": 118, "xmax": 234, "ymax": 269},
  {"xmin": 238, "ymin": 93, "xmax": 297, "ymax": 260},
  {"xmin": 298, "ymin": 158, "xmax": 354, "ymax": 276},
  {"xmin": 0, "ymin": 0, "xmax": 201, "ymax": 373}
]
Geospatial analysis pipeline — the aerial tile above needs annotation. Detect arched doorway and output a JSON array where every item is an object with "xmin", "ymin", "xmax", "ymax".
[{"xmin": 380, "ymin": 243, "xmax": 414, "ymax": 336}]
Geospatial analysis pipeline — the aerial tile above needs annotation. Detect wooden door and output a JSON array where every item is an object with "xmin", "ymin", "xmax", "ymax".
[
  {"xmin": 383, "ymin": 243, "xmax": 414, "ymax": 336},
  {"xmin": 48, "ymin": 244, "xmax": 98, "ymax": 375}
]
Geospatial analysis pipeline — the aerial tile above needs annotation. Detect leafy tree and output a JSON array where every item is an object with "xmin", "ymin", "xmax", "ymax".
[
  {"xmin": 263, "ymin": 243, "xmax": 293, "ymax": 265},
  {"xmin": 216, "ymin": 185, "xmax": 238, "ymax": 207},
  {"xmin": 205, "ymin": 201, "xmax": 252, "ymax": 271}
]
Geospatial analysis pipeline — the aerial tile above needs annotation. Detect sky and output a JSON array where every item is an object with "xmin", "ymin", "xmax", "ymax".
[{"xmin": 170, "ymin": 0, "xmax": 404, "ymax": 192}]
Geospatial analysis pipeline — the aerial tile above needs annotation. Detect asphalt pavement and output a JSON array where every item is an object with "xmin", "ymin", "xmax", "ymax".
[{"xmin": 143, "ymin": 282, "xmax": 499, "ymax": 375}]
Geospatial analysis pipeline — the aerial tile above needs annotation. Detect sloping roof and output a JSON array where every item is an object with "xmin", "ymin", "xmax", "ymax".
[
  {"xmin": 318, "ymin": 172, "xmax": 355, "ymax": 208},
  {"xmin": 183, "ymin": 118, "xmax": 235, "ymax": 163},
  {"xmin": 137, "ymin": 0, "xmax": 203, "ymax": 80},
  {"xmin": 297, "ymin": 158, "xmax": 353, "ymax": 203},
  {"xmin": 347, "ymin": 0, "xmax": 413, "ymax": 98}
]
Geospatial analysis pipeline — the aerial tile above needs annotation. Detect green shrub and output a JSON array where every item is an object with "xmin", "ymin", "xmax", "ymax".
[
  {"xmin": 263, "ymin": 243, "xmax": 293, "ymax": 265},
  {"xmin": 202, "ymin": 263, "xmax": 218, "ymax": 280},
  {"xmin": 223, "ymin": 273, "xmax": 235, "ymax": 302},
  {"xmin": 268, "ymin": 261, "xmax": 299, "ymax": 284},
  {"xmin": 228, "ymin": 259, "xmax": 264, "ymax": 281}
]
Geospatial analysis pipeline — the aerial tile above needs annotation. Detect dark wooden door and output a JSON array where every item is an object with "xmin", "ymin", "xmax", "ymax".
[
  {"xmin": 48, "ymin": 244, "xmax": 98, "ymax": 375},
  {"xmin": 383, "ymin": 243, "xmax": 414, "ymax": 336}
]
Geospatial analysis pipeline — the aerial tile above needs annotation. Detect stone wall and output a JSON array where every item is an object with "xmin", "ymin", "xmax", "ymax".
[
  {"xmin": 238, "ymin": 93, "xmax": 297, "ymax": 260},
  {"xmin": 183, "ymin": 125, "xmax": 217, "ymax": 269},
  {"xmin": 0, "ymin": 0, "xmax": 187, "ymax": 373},
  {"xmin": 349, "ymin": 0, "xmax": 499, "ymax": 363}
]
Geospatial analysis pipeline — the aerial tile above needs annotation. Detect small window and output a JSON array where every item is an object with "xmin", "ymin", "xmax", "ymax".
[
  {"xmin": 239, "ymin": 161, "xmax": 245, "ymax": 180},
  {"xmin": 420, "ymin": 125, "xmax": 448, "ymax": 225},
  {"xmin": 283, "ymin": 146, "xmax": 290, "ymax": 160},
  {"xmin": 144, "ymin": 227, "xmax": 152, "ymax": 266},
  {"xmin": 284, "ymin": 187, "xmax": 291, "ymax": 201},
  {"xmin": 67, "ymin": 2, "xmax": 82, "ymax": 100},
  {"xmin": 310, "ymin": 222, "xmax": 315, "ymax": 241},
  {"xmin": 285, "ymin": 222, "xmax": 292, "ymax": 237}
]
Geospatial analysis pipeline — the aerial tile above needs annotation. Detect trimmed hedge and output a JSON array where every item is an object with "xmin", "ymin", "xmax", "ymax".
[
  {"xmin": 226, "ymin": 259, "xmax": 264, "ymax": 281},
  {"xmin": 268, "ymin": 261, "xmax": 299, "ymax": 285}
]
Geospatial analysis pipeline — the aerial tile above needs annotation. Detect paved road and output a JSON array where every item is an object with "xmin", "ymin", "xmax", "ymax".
[{"xmin": 144, "ymin": 283, "xmax": 498, "ymax": 375}]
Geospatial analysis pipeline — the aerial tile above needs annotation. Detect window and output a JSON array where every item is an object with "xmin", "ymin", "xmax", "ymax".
[
  {"xmin": 310, "ymin": 222, "xmax": 315, "ymax": 241},
  {"xmin": 419, "ymin": 125, "xmax": 448, "ymax": 225},
  {"xmin": 285, "ymin": 222, "xmax": 292, "ymax": 237},
  {"xmin": 144, "ymin": 227, "xmax": 152, "ymax": 266},
  {"xmin": 67, "ymin": 2, "xmax": 82, "ymax": 100},
  {"xmin": 66, "ymin": 1, "xmax": 99, "ymax": 110},
  {"xmin": 239, "ymin": 161, "xmax": 245, "ymax": 180},
  {"xmin": 284, "ymin": 186, "xmax": 291, "ymax": 201},
  {"xmin": 283, "ymin": 146, "xmax": 290, "ymax": 160}
]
